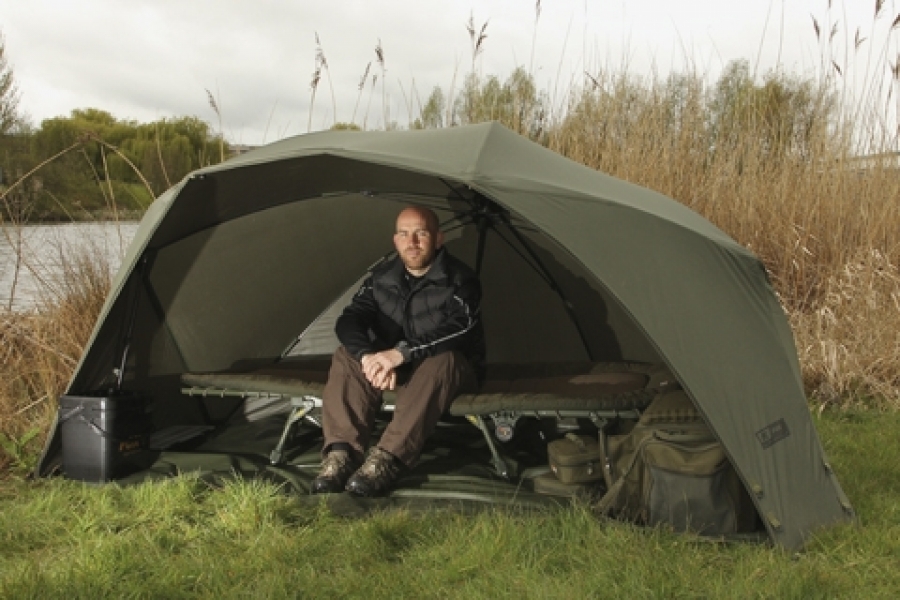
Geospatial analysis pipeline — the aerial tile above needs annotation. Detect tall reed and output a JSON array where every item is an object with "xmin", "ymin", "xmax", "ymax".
[
  {"xmin": 0, "ymin": 139, "xmax": 138, "ymax": 472},
  {"xmin": 0, "ymin": 241, "xmax": 112, "ymax": 472}
]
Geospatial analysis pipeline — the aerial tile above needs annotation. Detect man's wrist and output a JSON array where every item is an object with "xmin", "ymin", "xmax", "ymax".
[{"xmin": 394, "ymin": 341, "xmax": 412, "ymax": 364}]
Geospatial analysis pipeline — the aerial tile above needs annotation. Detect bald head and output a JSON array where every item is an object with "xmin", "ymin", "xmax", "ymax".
[
  {"xmin": 397, "ymin": 206, "xmax": 439, "ymax": 231},
  {"xmin": 393, "ymin": 206, "xmax": 444, "ymax": 276}
]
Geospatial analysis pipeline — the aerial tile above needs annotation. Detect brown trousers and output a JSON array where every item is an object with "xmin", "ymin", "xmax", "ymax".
[{"xmin": 321, "ymin": 346, "xmax": 477, "ymax": 467}]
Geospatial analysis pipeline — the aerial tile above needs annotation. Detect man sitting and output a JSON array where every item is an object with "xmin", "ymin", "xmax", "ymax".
[{"xmin": 312, "ymin": 205, "xmax": 485, "ymax": 496}]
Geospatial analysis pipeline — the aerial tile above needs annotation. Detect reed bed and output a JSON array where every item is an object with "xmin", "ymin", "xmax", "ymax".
[{"xmin": 0, "ymin": 241, "xmax": 112, "ymax": 472}]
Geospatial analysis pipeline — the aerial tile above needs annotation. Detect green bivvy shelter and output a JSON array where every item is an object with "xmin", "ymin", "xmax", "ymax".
[{"xmin": 38, "ymin": 122, "xmax": 853, "ymax": 550}]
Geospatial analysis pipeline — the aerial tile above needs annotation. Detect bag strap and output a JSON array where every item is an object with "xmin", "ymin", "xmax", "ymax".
[
  {"xmin": 595, "ymin": 474, "xmax": 625, "ymax": 515},
  {"xmin": 653, "ymin": 429, "xmax": 716, "ymax": 444},
  {"xmin": 57, "ymin": 405, "xmax": 84, "ymax": 423},
  {"xmin": 66, "ymin": 414, "xmax": 141, "ymax": 444},
  {"xmin": 595, "ymin": 433, "xmax": 657, "ymax": 516}
]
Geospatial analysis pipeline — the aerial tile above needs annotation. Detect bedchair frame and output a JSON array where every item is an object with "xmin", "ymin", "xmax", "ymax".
[{"xmin": 181, "ymin": 359, "xmax": 680, "ymax": 479}]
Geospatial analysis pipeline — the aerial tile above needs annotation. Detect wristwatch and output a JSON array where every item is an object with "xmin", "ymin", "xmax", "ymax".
[{"xmin": 395, "ymin": 341, "xmax": 412, "ymax": 364}]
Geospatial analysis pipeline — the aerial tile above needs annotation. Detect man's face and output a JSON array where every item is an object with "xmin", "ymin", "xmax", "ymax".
[{"xmin": 394, "ymin": 208, "xmax": 443, "ymax": 274}]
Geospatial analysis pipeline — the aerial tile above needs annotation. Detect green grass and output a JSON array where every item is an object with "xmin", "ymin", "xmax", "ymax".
[{"xmin": 1, "ymin": 410, "xmax": 899, "ymax": 599}]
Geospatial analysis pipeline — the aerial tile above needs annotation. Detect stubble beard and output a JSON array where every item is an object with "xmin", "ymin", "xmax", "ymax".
[{"xmin": 402, "ymin": 248, "xmax": 434, "ymax": 272}]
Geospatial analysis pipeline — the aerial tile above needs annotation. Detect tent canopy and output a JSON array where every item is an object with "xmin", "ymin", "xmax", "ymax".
[{"xmin": 42, "ymin": 122, "xmax": 853, "ymax": 550}]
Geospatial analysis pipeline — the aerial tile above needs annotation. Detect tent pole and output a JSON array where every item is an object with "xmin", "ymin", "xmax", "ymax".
[
  {"xmin": 474, "ymin": 216, "xmax": 488, "ymax": 276},
  {"xmin": 114, "ymin": 252, "xmax": 152, "ymax": 391},
  {"xmin": 434, "ymin": 185, "xmax": 594, "ymax": 358},
  {"xmin": 498, "ymin": 217, "xmax": 595, "ymax": 361}
]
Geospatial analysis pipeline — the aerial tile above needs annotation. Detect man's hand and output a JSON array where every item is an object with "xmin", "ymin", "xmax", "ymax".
[{"xmin": 360, "ymin": 349, "xmax": 404, "ymax": 390}]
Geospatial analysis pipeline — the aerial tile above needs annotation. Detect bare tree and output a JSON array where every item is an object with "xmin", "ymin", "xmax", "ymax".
[{"xmin": 0, "ymin": 29, "xmax": 22, "ymax": 134}]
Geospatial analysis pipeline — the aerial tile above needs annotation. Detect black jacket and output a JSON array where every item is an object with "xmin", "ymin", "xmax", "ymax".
[{"xmin": 335, "ymin": 248, "xmax": 485, "ymax": 373}]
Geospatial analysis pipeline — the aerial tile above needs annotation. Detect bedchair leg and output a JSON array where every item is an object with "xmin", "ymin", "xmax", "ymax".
[
  {"xmin": 467, "ymin": 415, "xmax": 513, "ymax": 479},
  {"xmin": 270, "ymin": 397, "xmax": 321, "ymax": 465},
  {"xmin": 588, "ymin": 416, "xmax": 612, "ymax": 485},
  {"xmin": 491, "ymin": 412, "xmax": 519, "ymax": 442}
]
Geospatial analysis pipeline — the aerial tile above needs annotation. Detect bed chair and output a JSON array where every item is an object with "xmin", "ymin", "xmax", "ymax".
[{"xmin": 181, "ymin": 357, "xmax": 680, "ymax": 479}]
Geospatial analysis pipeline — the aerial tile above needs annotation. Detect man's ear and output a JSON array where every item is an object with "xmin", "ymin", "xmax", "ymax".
[{"xmin": 436, "ymin": 230, "xmax": 445, "ymax": 248}]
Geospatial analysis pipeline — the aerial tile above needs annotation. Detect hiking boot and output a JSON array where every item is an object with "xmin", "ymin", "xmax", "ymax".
[
  {"xmin": 345, "ymin": 447, "xmax": 403, "ymax": 497},
  {"xmin": 311, "ymin": 449, "xmax": 359, "ymax": 494}
]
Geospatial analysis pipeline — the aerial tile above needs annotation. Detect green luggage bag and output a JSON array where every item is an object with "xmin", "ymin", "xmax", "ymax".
[{"xmin": 548, "ymin": 433, "xmax": 604, "ymax": 484}]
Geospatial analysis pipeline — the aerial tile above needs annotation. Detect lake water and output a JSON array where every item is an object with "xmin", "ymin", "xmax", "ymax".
[{"xmin": 0, "ymin": 221, "xmax": 139, "ymax": 311}]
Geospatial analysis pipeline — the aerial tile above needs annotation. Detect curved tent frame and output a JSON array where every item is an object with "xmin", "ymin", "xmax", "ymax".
[{"xmin": 39, "ymin": 122, "xmax": 853, "ymax": 550}]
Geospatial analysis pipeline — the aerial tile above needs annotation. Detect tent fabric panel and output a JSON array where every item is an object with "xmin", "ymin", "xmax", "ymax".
[
  {"xmin": 125, "ymin": 282, "xmax": 189, "ymax": 381},
  {"xmin": 68, "ymin": 274, "xmax": 138, "ymax": 393},
  {"xmin": 518, "ymin": 229, "xmax": 661, "ymax": 363},
  {"xmin": 148, "ymin": 195, "xmax": 402, "ymax": 373},
  {"xmin": 201, "ymin": 124, "xmax": 747, "ymax": 256},
  {"xmin": 490, "ymin": 186, "xmax": 848, "ymax": 549},
  {"xmin": 207, "ymin": 124, "xmax": 492, "ymax": 181},
  {"xmin": 150, "ymin": 157, "xmax": 457, "ymax": 250},
  {"xmin": 472, "ymin": 132, "xmax": 743, "ymax": 250},
  {"xmin": 285, "ymin": 275, "xmax": 364, "ymax": 357},
  {"xmin": 68, "ymin": 184, "xmax": 183, "ymax": 392},
  {"xmin": 444, "ymin": 226, "xmax": 590, "ymax": 363}
]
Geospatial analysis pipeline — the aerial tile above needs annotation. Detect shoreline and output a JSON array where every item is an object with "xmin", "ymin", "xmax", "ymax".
[{"xmin": 1, "ymin": 210, "xmax": 146, "ymax": 224}]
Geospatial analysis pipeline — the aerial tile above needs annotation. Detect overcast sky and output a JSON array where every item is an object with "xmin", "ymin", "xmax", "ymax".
[{"xmin": 0, "ymin": 0, "xmax": 888, "ymax": 145}]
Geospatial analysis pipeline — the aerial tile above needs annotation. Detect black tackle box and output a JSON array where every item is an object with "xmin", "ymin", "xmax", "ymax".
[{"xmin": 58, "ymin": 393, "xmax": 156, "ymax": 483}]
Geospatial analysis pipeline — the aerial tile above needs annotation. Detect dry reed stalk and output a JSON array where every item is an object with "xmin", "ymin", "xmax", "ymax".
[
  {"xmin": 308, "ymin": 55, "xmax": 321, "ymax": 133},
  {"xmin": 1, "ymin": 139, "xmax": 127, "ymax": 470},
  {"xmin": 0, "ymin": 244, "xmax": 112, "ymax": 470},
  {"xmin": 376, "ymin": 40, "xmax": 388, "ymax": 128},
  {"xmin": 206, "ymin": 88, "xmax": 225, "ymax": 163},
  {"xmin": 308, "ymin": 33, "xmax": 336, "ymax": 132},
  {"xmin": 529, "ymin": 0, "xmax": 541, "ymax": 80},
  {"xmin": 352, "ymin": 62, "xmax": 371, "ymax": 127},
  {"xmin": 466, "ymin": 13, "xmax": 488, "ymax": 75},
  {"xmin": 154, "ymin": 123, "xmax": 173, "ymax": 189},
  {"xmin": 364, "ymin": 73, "xmax": 378, "ymax": 130},
  {"xmin": 87, "ymin": 134, "xmax": 157, "ymax": 201},
  {"xmin": 791, "ymin": 249, "xmax": 900, "ymax": 409},
  {"xmin": 1, "ymin": 140, "xmax": 84, "ymax": 310},
  {"xmin": 319, "ymin": 35, "xmax": 337, "ymax": 126}
]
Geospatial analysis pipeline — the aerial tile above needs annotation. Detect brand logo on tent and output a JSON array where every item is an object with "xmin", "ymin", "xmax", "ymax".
[{"xmin": 756, "ymin": 419, "xmax": 790, "ymax": 449}]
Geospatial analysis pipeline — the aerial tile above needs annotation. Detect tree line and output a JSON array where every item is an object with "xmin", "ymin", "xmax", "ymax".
[
  {"xmin": 0, "ymin": 30, "xmax": 227, "ymax": 221},
  {"xmin": 0, "ymin": 109, "xmax": 228, "ymax": 221}
]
